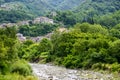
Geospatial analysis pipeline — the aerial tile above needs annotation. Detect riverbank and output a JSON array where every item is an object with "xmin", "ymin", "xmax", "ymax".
[{"xmin": 30, "ymin": 63, "xmax": 117, "ymax": 80}]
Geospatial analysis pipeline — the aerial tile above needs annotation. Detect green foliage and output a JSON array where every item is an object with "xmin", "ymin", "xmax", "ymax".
[
  {"xmin": 0, "ymin": 74, "xmax": 37, "ymax": 80},
  {"xmin": 0, "ymin": 0, "xmax": 85, "ymax": 16},
  {"xmin": 111, "ymin": 63, "xmax": 120, "ymax": 72},
  {"xmin": 0, "ymin": 10, "xmax": 32, "ymax": 23},
  {"xmin": 74, "ymin": 23, "xmax": 108, "ymax": 35},
  {"xmin": 0, "ymin": 27, "xmax": 18, "ymax": 74},
  {"xmin": 1, "ymin": 0, "xmax": 120, "ymax": 28},
  {"xmin": 2, "ymin": 0, "xmax": 120, "ymax": 75},
  {"xmin": 110, "ymin": 24, "xmax": 120, "ymax": 38},
  {"xmin": 16, "ymin": 20, "xmax": 120, "ymax": 74},
  {"xmin": 38, "ymin": 38, "xmax": 53, "ymax": 52},
  {"xmin": 18, "ymin": 38, "xmax": 52, "ymax": 63},
  {"xmin": 54, "ymin": 11, "xmax": 77, "ymax": 26},
  {"xmin": 74, "ymin": 0, "xmax": 120, "ymax": 25},
  {"xmin": 10, "ymin": 60, "xmax": 32, "ymax": 76},
  {"xmin": 92, "ymin": 63, "xmax": 120, "ymax": 73},
  {"xmin": 23, "ymin": 40, "xmax": 34, "ymax": 46},
  {"xmin": 0, "ymin": 27, "xmax": 34, "ymax": 78},
  {"xmin": 62, "ymin": 55, "xmax": 80, "ymax": 68},
  {"xmin": 45, "ymin": 23, "xmax": 120, "ymax": 73},
  {"xmin": 53, "ymin": 0, "xmax": 120, "ymax": 27},
  {"xmin": 18, "ymin": 23, "xmax": 59, "ymax": 37},
  {"xmin": 108, "ymin": 40, "xmax": 120, "ymax": 63},
  {"xmin": 96, "ymin": 11, "xmax": 120, "ymax": 28},
  {"xmin": 17, "ymin": 22, "xmax": 120, "ymax": 73}
]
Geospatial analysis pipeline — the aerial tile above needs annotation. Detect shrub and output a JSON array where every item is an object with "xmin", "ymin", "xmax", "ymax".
[
  {"xmin": 54, "ymin": 57, "xmax": 63, "ymax": 65},
  {"xmin": 10, "ymin": 60, "xmax": 32, "ymax": 76},
  {"xmin": 111, "ymin": 63, "xmax": 120, "ymax": 72},
  {"xmin": 82, "ymin": 59, "xmax": 93, "ymax": 69},
  {"xmin": 62, "ymin": 55, "xmax": 80, "ymax": 68},
  {"xmin": 0, "ymin": 61, "xmax": 10, "ymax": 74},
  {"xmin": 91, "ymin": 63, "xmax": 103, "ymax": 70},
  {"xmin": 0, "ymin": 74, "xmax": 37, "ymax": 80}
]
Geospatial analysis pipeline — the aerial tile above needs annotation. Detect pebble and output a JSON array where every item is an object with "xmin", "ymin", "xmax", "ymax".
[{"xmin": 29, "ymin": 63, "xmax": 114, "ymax": 80}]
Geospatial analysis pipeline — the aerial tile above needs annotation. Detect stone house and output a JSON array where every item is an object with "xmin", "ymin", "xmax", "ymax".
[
  {"xmin": 33, "ymin": 17, "xmax": 54, "ymax": 24},
  {"xmin": 17, "ymin": 20, "xmax": 30, "ymax": 26},
  {"xmin": 0, "ymin": 23, "xmax": 16, "ymax": 28},
  {"xmin": 16, "ymin": 33, "xmax": 26, "ymax": 42}
]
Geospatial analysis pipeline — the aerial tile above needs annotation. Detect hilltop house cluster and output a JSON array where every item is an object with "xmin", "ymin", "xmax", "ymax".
[
  {"xmin": 33, "ymin": 17, "xmax": 53, "ymax": 24},
  {"xmin": 0, "ymin": 16, "xmax": 54, "ymax": 28},
  {"xmin": 16, "ymin": 33, "xmax": 52, "ymax": 42},
  {"xmin": 16, "ymin": 33, "xmax": 26, "ymax": 42},
  {"xmin": 0, "ymin": 16, "xmax": 54, "ymax": 42}
]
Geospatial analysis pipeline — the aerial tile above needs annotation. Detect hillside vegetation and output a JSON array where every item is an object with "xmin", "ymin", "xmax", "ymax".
[
  {"xmin": 1, "ymin": 0, "xmax": 120, "ymax": 24},
  {"xmin": 0, "ymin": 0, "xmax": 120, "ymax": 79},
  {"xmin": 0, "ymin": 10, "xmax": 32, "ymax": 23},
  {"xmin": 0, "ymin": 27, "xmax": 37, "ymax": 80},
  {"xmin": 53, "ymin": 0, "xmax": 120, "ymax": 28},
  {"xmin": 18, "ymin": 23, "xmax": 120, "ymax": 75},
  {"xmin": 0, "ymin": 0, "xmax": 84, "ymax": 16}
]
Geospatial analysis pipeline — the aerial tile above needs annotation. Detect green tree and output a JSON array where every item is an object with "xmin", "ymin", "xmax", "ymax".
[
  {"xmin": 38, "ymin": 38, "xmax": 52, "ymax": 53},
  {"xmin": 0, "ymin": 27, "xmax": 18, "ymax": 74},
  {"xmin": 110, "ymin": 24, "xmax": 120, "ymax": 38},
  {"xmin": 109, "ymin": 40, "xmax": 120, "ymax": 63}
]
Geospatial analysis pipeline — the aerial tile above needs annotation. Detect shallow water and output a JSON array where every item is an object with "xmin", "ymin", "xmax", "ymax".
[{"xmin": 29, "ymin": 63, "xmax": 113, "ymax": 80}]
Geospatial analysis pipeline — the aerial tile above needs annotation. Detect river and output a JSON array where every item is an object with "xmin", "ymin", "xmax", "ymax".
[{"xmin": 29, "ymin": 63, "xmax": 113, "ymax": 80}]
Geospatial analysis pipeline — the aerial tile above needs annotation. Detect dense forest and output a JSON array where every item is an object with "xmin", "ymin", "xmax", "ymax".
[
  {"xmin": 0, "ymin": 10, "xmax": 32, "ymax": 23},
  {"xmin": 0, "ymin": 0, "xmax": 120, "ymax": 23},
  {"xmin": 0, "ymin": 0, "xmax": 120, "ymax": 79},
  {"xmin": 18, "ymin": 23, "xmax": 120, "ymax": 72},
  {"xmin": 0, "ymin": 0, "xmax": 85, "ymax": 16},
  {"xmin": 51, "ymin": 0, "xmax": 120, "ymax": 28}
]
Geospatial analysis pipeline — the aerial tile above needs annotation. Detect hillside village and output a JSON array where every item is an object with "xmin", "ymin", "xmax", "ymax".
[
  {"xmin": 17, "ymin": 27, "xmax": 67, "ymax": 42},
  {"xmin": 0, "ymin": 16, "xmax": 54, "ymax": 28},
  {"xmin": 16, "ymin": 32, "xmax": 53, "ymax": 42},
  {"xmin": 0, "ymin": 16, "xmax": 54, "ymax": 42}
]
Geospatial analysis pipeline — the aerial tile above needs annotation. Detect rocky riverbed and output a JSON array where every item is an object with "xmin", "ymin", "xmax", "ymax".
[{"xmin": 29, "ymin": 63, "xmax": 114, "ymax": 80}]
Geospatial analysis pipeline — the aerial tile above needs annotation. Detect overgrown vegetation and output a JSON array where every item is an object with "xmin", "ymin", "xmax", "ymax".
[
  {"xmin": 1, "ymin": 0, "xmax": 120, "ymax": 79},
  {"xmin": 18, "ymin": 23, "xmax": 59, "ymax": 37},
  {"xmin": 0, "ymin": 10, "xmax": 32, "ymax": 23},
  {"xmin": 0, "ymin": 27, "xmax": 36, "ymax": 79},
  {"xmin": 53, "ymin": 10, "xmax": 120, "ymax": 28},
  {"xmin": 0, "ymin": 74, "xmax": 37, "ymax": 80},
  {"xmin": 18, "ymin": 23, "xmax": 120, "ymax": 74},
  {"xmin": 51, "ymin": 0, "xmax": 120, "ymax": 28},
  {"xmin": 0, "ymin": 0, "xmax": 85, "ymax": 16}
]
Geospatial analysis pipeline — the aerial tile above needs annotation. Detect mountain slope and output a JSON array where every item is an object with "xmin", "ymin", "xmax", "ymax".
[
  {"xmin": 72, "ymin": 0, "xmax": 120, "ymax": 25},
  {"xmin": 53, "ymin": 0, "xmax": 120, "ymax": 27},
  {"xmin": 0, "ymin": 0, "xmax": 84, "ymax": 15},
  {"xmin": 44, "ymin": 0, "xmax": 85, "ymax": 10},
  {"xmin": 0, "ymin": 0, "xmax": 120, "ymax": 25},
  {"xmin": 75, "ymin": 0, "xmax": 120, "ymax": 14}
]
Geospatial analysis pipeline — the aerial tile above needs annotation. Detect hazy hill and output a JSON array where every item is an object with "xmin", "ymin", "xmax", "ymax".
[
  {"xmin": 0, "ymin": 0, "xmax": 120, "ymax": 24},
  {"xmin": 74, "ymin": 0, "xmax": 120, "ymax": 15},
  {"xmin": 0, "ymin": 0, "xmax": 84, "ymax": 15}
]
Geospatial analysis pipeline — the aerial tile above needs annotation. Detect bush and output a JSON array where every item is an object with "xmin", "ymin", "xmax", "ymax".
[
  {"xmin": 111, "ymin": 63, "xmax": 120, "ymax": 72},
  {"xmin": 62, "ymin": 55, "xmax": 80, "ymax": 68},
  {"xmin": 54, "ymin": 58, "xmax": 63, "ymax": 65},
  {"xmin": 91, "ymin": 63, "xmax": 120, "ymax": 73},
  {"xmin": 91, "ymin": 63, "xmax": 102, "ymax": 70},
  {"xmin": 10, "ymin": 60, "xmax": 32, "ymax": 76},
  {"xmin": 82, "ymin": 60, "xmax": 93, "ymax": 69},
  {"xmin": 0, "ymin": 61, "xmax": 10, "ymax": 74},
  {"xmin": 0, "ymin": 74, "xmax": 37, "ymax": 80}
]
